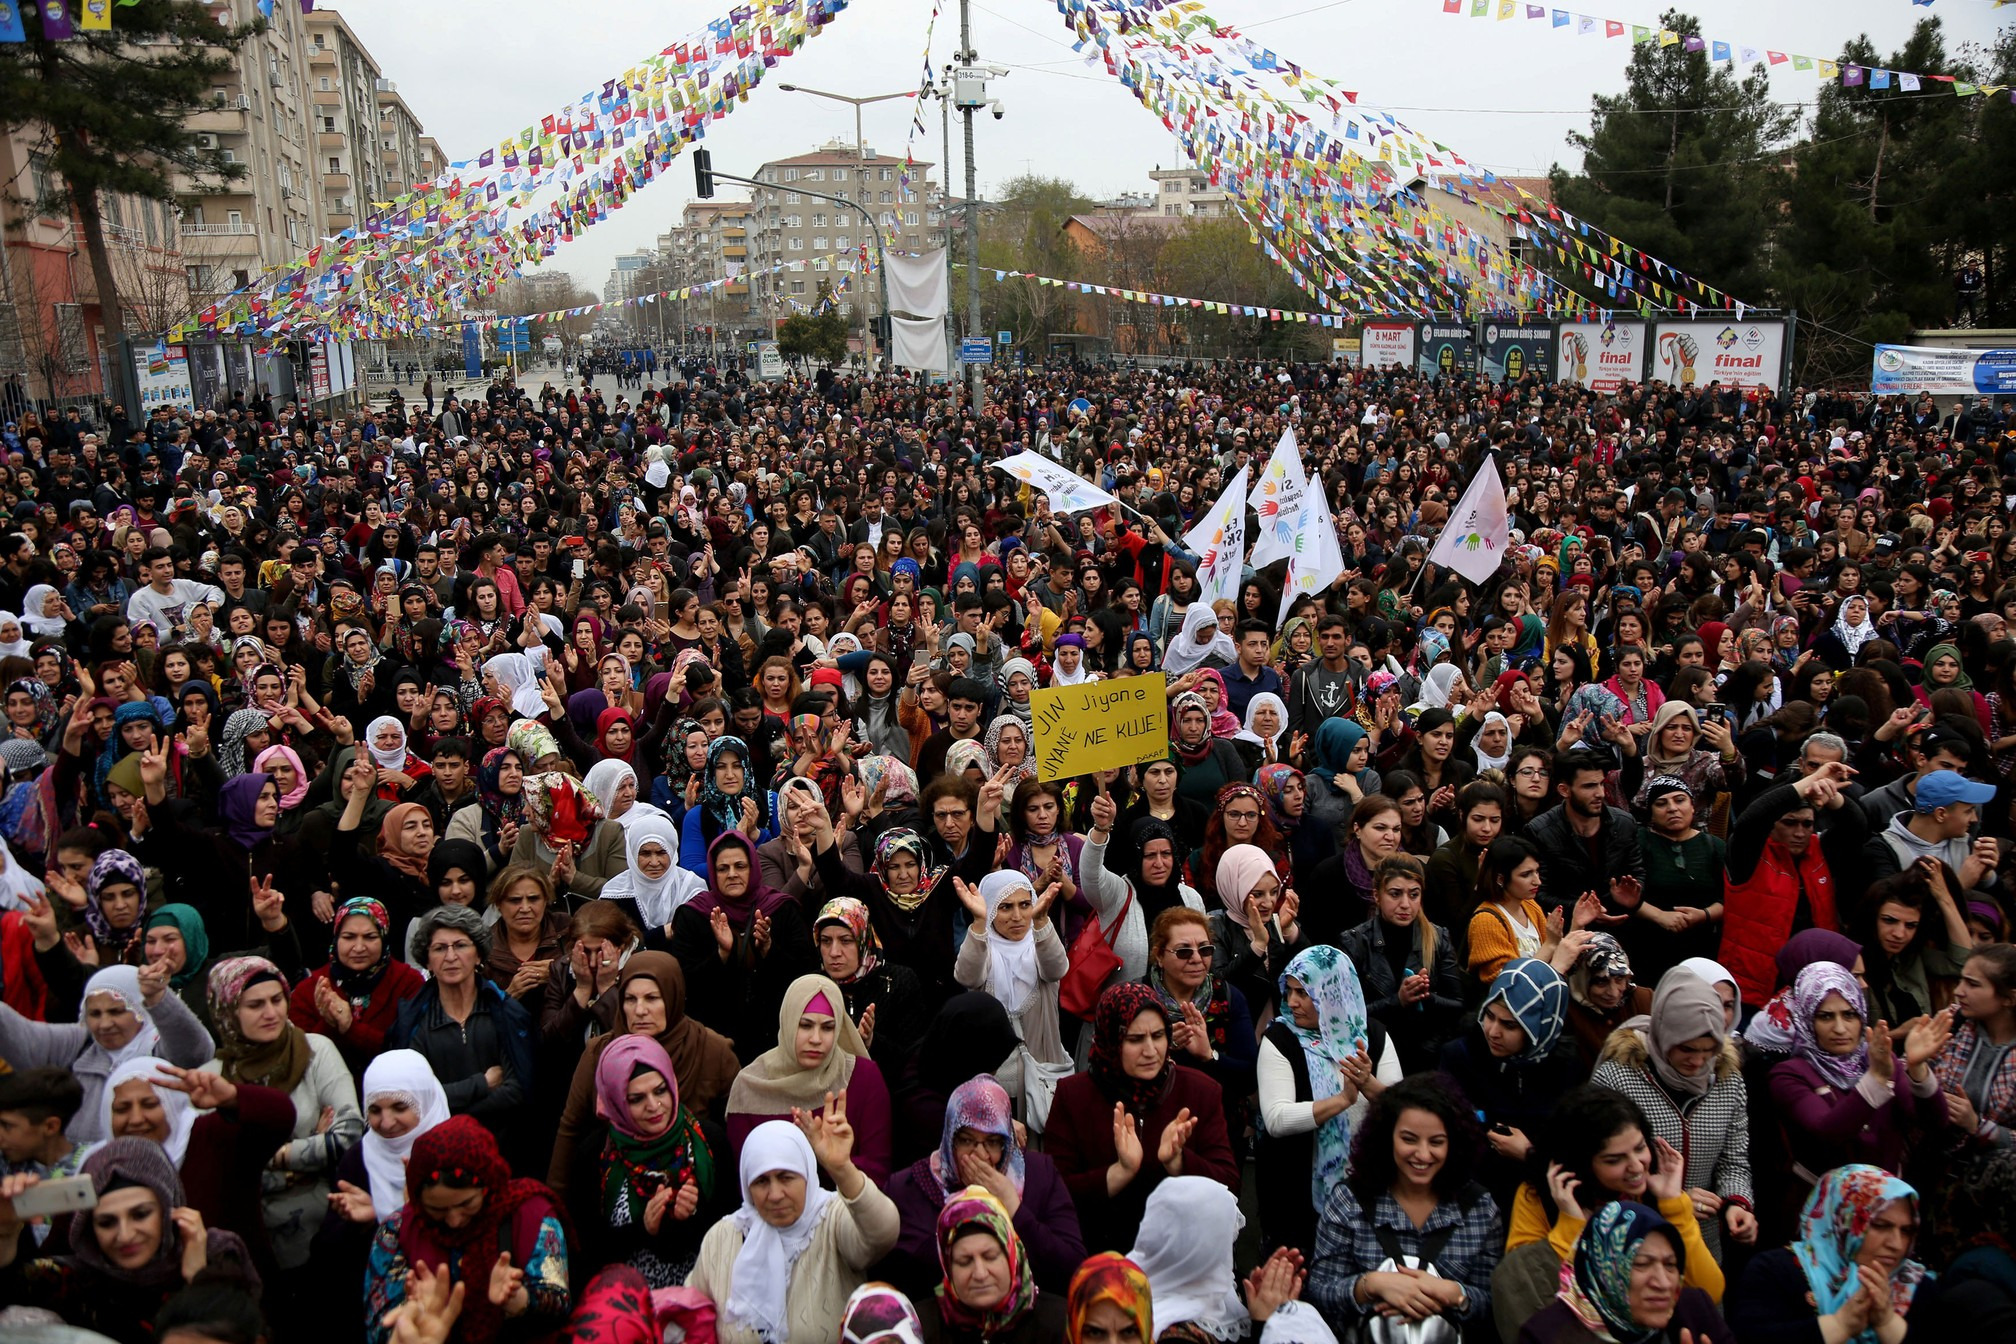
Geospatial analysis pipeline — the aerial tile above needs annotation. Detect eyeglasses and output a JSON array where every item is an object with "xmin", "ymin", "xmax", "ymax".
[
  {"xmin": 1513, "ymin": 767, "xmax": 1547, "ymax": 779},
  {"xmin": 428, "ymin": 940, "xmax": 476, "ymax": 957},
  {"xmin": 1167, "ymin": 945, "xmax": 1215, "ymax": 962},
  {"xmin": 1224, "ymin": 809, "xmax": 1261, "ymax": 822}
]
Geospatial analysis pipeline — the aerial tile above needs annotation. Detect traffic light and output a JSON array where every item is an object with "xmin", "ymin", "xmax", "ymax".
[{"xmin": 694, "ymin": 148, "xmax": 715, "ymax": 199}]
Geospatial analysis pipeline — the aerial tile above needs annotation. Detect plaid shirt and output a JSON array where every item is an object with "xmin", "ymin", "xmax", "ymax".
[
  {"xmin": 1306, "ymin": 1180, "xmax": 1503, "ymax": 1325},
  {"xmin": 1934, "ymin": 1017, "xmax": 2016, "ymax": 1149}
]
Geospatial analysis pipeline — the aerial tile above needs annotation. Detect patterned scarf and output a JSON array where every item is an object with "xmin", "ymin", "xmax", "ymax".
[
  {"xmin": 1090, "ymin": 984, "xmax": 1173, "ymax": 1123},
  {"xmin": 1558, "ymin": 1200, "xmax": 1681, "ymax": 1344},
  {"xmin": 934, "ymin": 1187, "xmax": 1038, "ymax": 1338}
]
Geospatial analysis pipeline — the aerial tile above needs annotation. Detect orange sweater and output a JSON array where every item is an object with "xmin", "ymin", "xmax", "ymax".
[{"xmin": 1467, "ymin": 899, "xmax": 1545, "ymax": 984}]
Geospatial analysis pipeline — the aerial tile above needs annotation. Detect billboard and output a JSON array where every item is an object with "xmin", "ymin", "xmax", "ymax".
[
  {"xmin": 1870, "ymin": 343, "xmax": 2016, "ymax": 397},
  {"xmin": 1415, "ymin": 323, "xmax": 1476, "ymax": 380},
  {"xmin": 1557, "ymin": 320, "xmax": 1647, "ymax": 392},
  {"xmin": 132, "ymin": 341, "xmax": 195, "ymax": 411},
  {"xmin": 1361, "ymin": 321, "xmax": 1416, "ymax": 371},
  {"xmin": 1480, "ymin": 321, "xmax": 1554, "ymax": 383},
  {"xmin": 1651, "ymin": 319, "xmax": 1786, "ymax": 391}
]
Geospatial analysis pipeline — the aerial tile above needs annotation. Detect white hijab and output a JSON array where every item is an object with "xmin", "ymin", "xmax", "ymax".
[
  {"xmin": 359, "ymin": 1049, "xmax": 452, "ymax": 1219},
  {"xmin": 599, "ymin": 812, "xmax": 705, "ymax": 929},
  {"xmin": 726, "ymin": 1120, "xmax": 838, "ymax": 1342},
  {"xmin": 99, "ymin": 1056, "xmax": 197, "ymax": 1165},
  {"xmin": 1831, "ymin": 597, "xmax": 1878, "ymax": 661},
  {"xmin": 0, "ymin": 839, "xmax": 45, "ymax": 914},
  {"xmin": 1473, "ymin": 711, "xmax": 1512, "ymax": 772},
  {"xmin": 1130, "ymin": 1176, "xmax": 1250, "ymax": 1341},
  {"xmin": 1234, "ymin": 691, "xmax": 1288, "ymax": 754},
  {"xmin": 1163, "ymin": 603, "xmax": 1236, "ymax": 677},
  {"xmin": 1411, "ymin": 663, "xmax": 1463, "ymax": 713},
  {"xmin": 20, "ymin": 585, "xmax": 66, "ymax": 639},
  {"xmin": 80, "ymin": 965, "xmax": 164, "ymax": 1075},
  {"xmin": 0, "ymin": 614, "xmax": 29, "ymax": 661},
  {"xmin": 978, "ymin": 871, "xmax": 1041, "ymax": 1014},
  {"xmin": 484, "ymin": 649, "xmax": 549, "ymax": 719},
  {"xmin": 583, "ymin": 758, "xmax": 669, "ymax": 834},
  {"xmin": 365, "ymin": 715, "xmax": 409, "ymax": 770}
]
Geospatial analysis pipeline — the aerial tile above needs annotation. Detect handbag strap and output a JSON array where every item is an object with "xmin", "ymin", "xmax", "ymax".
[{"xmin": 1101, "ymin": 888, "xmax": 1134, "ymax": 950}]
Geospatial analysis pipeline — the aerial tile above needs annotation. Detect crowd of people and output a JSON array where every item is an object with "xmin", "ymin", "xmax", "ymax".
[{"xmin": 0, "ymin": 356, "xmax": 2012, "ymax": 1344}]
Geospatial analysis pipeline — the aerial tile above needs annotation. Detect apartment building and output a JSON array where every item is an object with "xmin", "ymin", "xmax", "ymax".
[
  {"xmin": 303, "ymin": 8, "xmax": 387, "ymax": 236},
  {"xmin": 1147, "ymin": 166, "xmax": 1232, "ymax": 219},
  {"xmin": 660, "ymin": 199, "xmax": 757, "ymax": 334},
  {"xmin": 376, "ymin": 82, "xmax": 431, "ymax": 199},
  {"xmin": 173, "ymin": 0, "xmax": 324, "ymax": 308},
  {"xmin": 742, "ymin": 141, "xmax": 941, "ymax": 320}
]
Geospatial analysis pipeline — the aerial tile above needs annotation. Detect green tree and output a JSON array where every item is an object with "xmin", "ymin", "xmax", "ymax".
[
  {"xmin": 1547, "ymin": 10, "xmax": 1796, "ymax": 307},
  {"xmin": 1158, "ymin": 218, "xmax": 1327, "ymax": 361},
  {"xmin": 775, "ymin": 282, "xmax": 850, "ymax": 366},
  {"xmin": 0, "ymin": 1, "xmax": 250, "ymax": 367},
  {"xmin": 1932, "ymin": 26, "xmax": 2016, "ymax": 331},
  {"xmin": 976, "ymin": 173, "xmax": 1093, "ymax": 353},
  {"xmin": 1771, "ymin": 19, "xmax": 1978, "ymax": 381}
]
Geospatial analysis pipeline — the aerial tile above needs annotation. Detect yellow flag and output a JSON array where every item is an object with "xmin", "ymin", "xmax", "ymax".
[{"xmin": 81, "ymin": 0, "xmax": 110, "ymax": 29}]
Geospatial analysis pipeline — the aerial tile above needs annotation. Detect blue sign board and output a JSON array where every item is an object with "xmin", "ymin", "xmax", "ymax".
[
  {"xmin": 997, "ymin": 330, "xmax": 1012, "ymax": 345},
  {"xmin": 960, "ymin": 338, "xmax": 993, "ymax": 365},
  {"xmin": 497, "ymin": 323, "xmax": 531, "ymax": 354},
  {"xmin": 462, "ymin": 324, "xmax": 482, "ymax": 379}
]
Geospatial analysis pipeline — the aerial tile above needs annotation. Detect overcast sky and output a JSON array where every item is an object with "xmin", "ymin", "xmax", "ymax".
[{"xmin": 332, "ymin": 0, "xmax": 2009, "ymax": 290}]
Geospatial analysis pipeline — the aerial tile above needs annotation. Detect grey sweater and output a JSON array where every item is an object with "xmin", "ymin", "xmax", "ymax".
[{"xmin": 0, "ymin": 990, "xmax": 215, "ymax": 1143}]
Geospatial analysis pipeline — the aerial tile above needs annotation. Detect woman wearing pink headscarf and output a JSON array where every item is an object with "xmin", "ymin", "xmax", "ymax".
[{"xmin": 1207, "ymin": 843, "xmax": 1309, "ymax": 1021}]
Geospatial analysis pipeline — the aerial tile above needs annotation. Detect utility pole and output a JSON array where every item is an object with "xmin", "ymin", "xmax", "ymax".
[{"xmin": 957, "ymin": 2, "xmax": 983, "ymax": 413}]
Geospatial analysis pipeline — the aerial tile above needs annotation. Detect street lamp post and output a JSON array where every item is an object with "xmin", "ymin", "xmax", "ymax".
[{"xmin": 776, "ymin": 83, "xmax": 916, "ymax": 370}]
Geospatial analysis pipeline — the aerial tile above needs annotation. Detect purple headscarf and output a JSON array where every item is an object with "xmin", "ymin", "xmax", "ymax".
[
  {"xmin": 218, "ymin": 771, "xmax": 273, "ymax": 850},
  {"xmin": 931, "ymin": 1074, "xmax": 1024, "ymax": 1197}
]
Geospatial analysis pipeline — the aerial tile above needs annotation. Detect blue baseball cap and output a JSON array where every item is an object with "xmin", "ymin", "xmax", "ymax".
[{"xmin": 1915, "ymin": 770, "xmax": 1997, "ymax": 812}]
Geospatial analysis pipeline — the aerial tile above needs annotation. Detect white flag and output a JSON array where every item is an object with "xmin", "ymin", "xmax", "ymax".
[
  {"xmin": 1426, "ymin": 455, "xmax": 1512, "ymax": 586},
  {"xmin": 990, "ymin": 451, "xmax": 1121, "ymax": 514},
  {"xmin": 1183, "ymin": 466, "xmax": 1248, "ymax": 607},
  {"xmin": 1246, "ymin": 428, "xmax": 1310, "ymax": 569},
  {"xmin": 1279, "ymin": 476, "xmax": 1346, "ymax": 626}
]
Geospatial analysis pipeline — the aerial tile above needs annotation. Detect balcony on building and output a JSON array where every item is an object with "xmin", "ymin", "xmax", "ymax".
[{"xmin": 322, "ymin": 171, "xmax": 351, "ymax": 193}]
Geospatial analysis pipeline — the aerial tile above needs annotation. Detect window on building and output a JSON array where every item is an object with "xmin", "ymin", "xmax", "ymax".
[
  {"xmin": 813, "ymin": 236, "xmax": 826, "ymax": 250},
  {"xmin": 328, "ymin": 156, "xmax": 341, "ymax": 172},
  {"xmin": 903, "ymin": 211, "xmax": 918, "ymax": 226},
  {"xmin": 876, "ymin": 190, "xmax": 890, "ymax": 204},
  {"xmin": 833, "ymin": 167, "xmax": 848, "ymax": 181},
  {"xmin": 784, "ymin": 191, "xmax": 800, "ymax": 204},
  {"xmin": 790, "ymin": 280, "xmax": 805, "ymax": 294},
  {"xmin": 811, "ymin": 213, "xmax": 825, "ymax": 227},
  {"xmin": 788, "ymin": 237, "xmax": 802, "ymax": 251},
  {"xmin": 879, "ymin": 167, "xmax": 892, "ymax": 181},
  {"xmin": 226, "ymin": 209, "xmax": 244, "ymax": 228},
  {"xmin": 806, "ymin": 168, "xmax": 823, "ymax": 181},
  {"xmin": 879, "ymin": 211, "xmax": 896, "ymax": 229},
  {"xmin": 835, "ymin": 234, "xmax": 849, "ymax": 248},
  {"xmin": 319, "ymin": 77, "xmax": 331, "ymax": 91},
  {"xmin": 784, "ymin": 167, "xmax": 799, "ymax": 181},
  {"xmin": 28, "ymin": 152, "xmax": 53, "ymax": 205}
]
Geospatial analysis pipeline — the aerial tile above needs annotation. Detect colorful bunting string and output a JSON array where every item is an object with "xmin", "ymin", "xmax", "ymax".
[
  {"xmin": 414, "ymin": 253, "xmax": 859, "ymax": 333},
  {"xmin": 178, "ymin": 0, "xmax": 852, "ymax": 342},
  {"xmin": 1438, "ymin": 0, "xmax": 2016, "ymax": 104}
]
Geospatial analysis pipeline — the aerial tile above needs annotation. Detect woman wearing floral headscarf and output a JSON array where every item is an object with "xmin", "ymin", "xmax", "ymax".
[
  {"xmin": 1518, "ymin": 1200, "xmax": 1726, "ymax": 1344},
  {"xmin": 1063, "ymin": 1253, "xmax": 1154, "ymax": 1344},
  {"xmin": 1257, "ymin": 944, "xmax": 1396, "ymax": 1257},
  {"xmin": 287, "ymin": 895, "xmax": 426, "ymax": 1081},
  {"xmin": 361, "ymin": 1114, "xmax": 573, "ymax": 1344},
  {"xmin": 201, "ymin": 953, "xmax": 363, "ymax": 1274},
  {"xmin": 443, "ymin": 744, "xmax": 526, "ymax": 871},
  {"xmin": 565, "ymin": 1033, "xmax": 722, "ymax": 1288},
  {"xmin": 813, "ymin": 894, "xmax": 927, "ymax": 1072},
  {"xmin": 916, "ymin": 1184, "xmax": 1062, "ymax": 1342},
  {"xmin": 1727, "ymin": 1165, "xmax": 1925, "ymax": 1344},
  {"xmin": 980, "ymin": 714, "xmax": 1037, "ymax": 787},
  {"xmin": 1767, "ymin": 962, "xmax": 1951, "ymax": 1192}
]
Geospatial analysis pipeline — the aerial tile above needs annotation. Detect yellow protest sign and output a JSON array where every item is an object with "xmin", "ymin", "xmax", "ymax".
[{"xmin": 1031, "ymin": 673, "xmax": 1169, "ymax": 781}]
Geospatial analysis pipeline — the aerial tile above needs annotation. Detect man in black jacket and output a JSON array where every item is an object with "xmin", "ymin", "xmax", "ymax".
[{"xmin": 1525, "ymin": 752, "xmax": 1645, "ymax": 918}]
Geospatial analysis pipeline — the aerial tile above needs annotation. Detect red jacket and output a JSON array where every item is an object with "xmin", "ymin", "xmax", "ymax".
[
  {"xmin": 0, "ymin": 912, "xmax": 47, "ymax": 1020},
  {"xmin": 1720, "ymin": 837, "xmax": 1838, "ymax": 1005},
  {"xmin": 288, "ymin": 959, "xmax": 427, "ymax": 1080}
]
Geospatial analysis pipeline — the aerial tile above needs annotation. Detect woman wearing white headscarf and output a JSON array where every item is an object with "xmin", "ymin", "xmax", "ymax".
[
  {"xmin": 0, "ymin": 963, "xmax": 214, "ymax": 1142},
  {"xmin": 1131, "ymin": 1176, "xmax": 1253, "ymax": 1342},
  {"xmin": 0, "ymin": 613, "xmax": 31, "ymax": 660},
  {"xmin": 349, "ymin": 1048, "xmax": 452, "ymax": 1220},
  {"xmin": 584, "ymin": 757, "xmax": 670, "ymax": 836},
  {"xmin": 1406, "ymin": 663, "xmax": 1465, "ymax": 721},
  {"xmin": 484, "ymin": 648, "xmax": 550, "ymax": 719},
  {"xmin": 953, "ymin": 872, "xmax": 1071, "ymax": 1071},
  {"xmin": 98, "ymin": 1055, "xmax": 200, "ymax": 1166},
  {"xmin": 1235, "ymin": 691, "xmax": 1290, "ymax": 766},
  {"xmin": 19, "ymin": 584, "xmax": 70, "ymax": 641},
  {"xmin": 599, "ymin": 812, "xmax": 708, "ymax": 938},
  {"xmin": 1163, "ymin": 604, "xmax": 1237, "ymax": 677},
  {"xmin": 687, "ymin": 1113, "xmax": 900, "ymax": 1344}
]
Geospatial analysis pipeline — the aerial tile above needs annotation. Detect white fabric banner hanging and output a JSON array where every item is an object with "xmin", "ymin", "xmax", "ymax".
[
  {"xmin": 885, "ymin": 248, "xmax": 949, "ymax": 319},
  {"xmin": 891, "ymin": 314, "xmax": 949, "ymax": 372}
]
